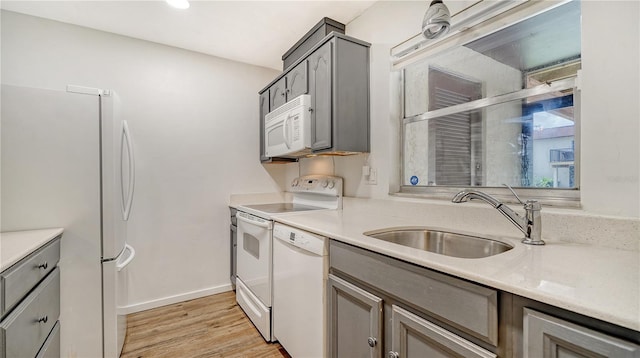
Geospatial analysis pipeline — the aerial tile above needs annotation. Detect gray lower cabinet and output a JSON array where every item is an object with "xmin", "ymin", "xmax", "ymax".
[
  {"xmin": 523, "ymin": 308, "xmax": 639, "ymax": 358},
  {"xmin": 328, "ymin": 239, "xmax": 640, "ymax": 358},
  {"xmin": 36, "ymin": 320, "xmax": 60, "ymax": 358},
  {"xmin": 0, "ymin": 237, "xmax": 61, "ymax": 358},
  {"xmin": 391, "ymin": 305, "xmax": 496, "ymax": 358},
  {"xmin": 329, "ymin": 240, "xmax": 500, "ymax": 358},
  {"xmin": 328, "ymin": 274, "xmax": 383, "ymax": 358}
]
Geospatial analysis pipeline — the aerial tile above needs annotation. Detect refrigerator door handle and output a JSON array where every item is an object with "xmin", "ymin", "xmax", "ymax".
[
  {"xmin": 116, "ymin": 244, "xmax": 136, "ymax": 272},
  {"xmin": 121, "ymin": 120, "xmax": 135, "ymax": 221}
]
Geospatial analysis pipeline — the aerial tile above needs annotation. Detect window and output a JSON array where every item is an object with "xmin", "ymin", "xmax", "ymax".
[{"xmin": 394, "ymin": 0, "xmax": 581, "ymax": 205}]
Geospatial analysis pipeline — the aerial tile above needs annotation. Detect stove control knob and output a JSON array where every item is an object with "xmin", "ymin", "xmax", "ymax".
[
  {"xmin": 321, "ymin": 179, "xmax": 328, "ymax": 188},
  {"xmin": 292, "ymin": 179, "xmax": 299, "ymax": 187},
  {"xmin": 328, "ymin": 180, "xmax": 335, "ymax": 189}
]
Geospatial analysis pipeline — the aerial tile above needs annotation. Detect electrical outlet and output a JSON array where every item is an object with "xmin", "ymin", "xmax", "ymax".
[{"xmin": 367, "ymin": 168, "xmax": 377, "ymax": 185}]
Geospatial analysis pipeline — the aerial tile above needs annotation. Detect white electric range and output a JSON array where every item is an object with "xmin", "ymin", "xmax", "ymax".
[{"xmin": 235, "ymin": 175, "xmax": 343, "ymax": 342}]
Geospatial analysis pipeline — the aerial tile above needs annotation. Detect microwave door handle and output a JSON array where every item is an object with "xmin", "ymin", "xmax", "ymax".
[{"xmin": 283, "ymin": 114, "xmax": 291, "ymax": 149}]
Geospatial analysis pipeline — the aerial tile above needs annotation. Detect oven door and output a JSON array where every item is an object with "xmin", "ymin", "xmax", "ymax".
[{"xmin": 236, "ymin": 211, "xmax": 273, "ymax": 306}]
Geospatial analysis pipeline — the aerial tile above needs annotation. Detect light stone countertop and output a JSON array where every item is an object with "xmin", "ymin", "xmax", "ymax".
[
  {"xmin": 270, "ymin": 205, "xmax": 640, "ymax": 332},
  {"xmin": 0, "ymin": 228, "xmax": 64, "ymax": 272}
]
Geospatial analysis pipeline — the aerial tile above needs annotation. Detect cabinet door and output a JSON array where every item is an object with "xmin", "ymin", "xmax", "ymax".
[
  {"xmin": 308, "ymin": 41, "xmax": 333, "ymax": 151},
  {"xmin": 390, "ymin": 305, "xmax": 496, "ymax": 358},
  {"xmin": 270, "ymin": 77, "xmax": 287, "ymax": 110},
  {"xmin": 285, "ymin": 60, "xmax": 308, "ymax": 100},
  {"xmin": 328, "ymin": 274, "xmax": 383, "ymax": 358},
  {"xmin": 259, "ymin": 91, "xmax": 270, "ymax": 162},
  {"xmin": 523, "ymin": 308, "xmax": 640, "ymax": 358}
]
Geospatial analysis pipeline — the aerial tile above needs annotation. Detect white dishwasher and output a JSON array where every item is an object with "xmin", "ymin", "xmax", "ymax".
[{"xmin": 273, "ymin": 223, "xmax": 328, "ymax": 358}]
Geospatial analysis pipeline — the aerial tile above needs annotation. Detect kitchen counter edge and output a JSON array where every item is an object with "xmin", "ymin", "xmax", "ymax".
[{"xmin": 1, "ymin": 228, "xmax": 64, "ymax": 272}]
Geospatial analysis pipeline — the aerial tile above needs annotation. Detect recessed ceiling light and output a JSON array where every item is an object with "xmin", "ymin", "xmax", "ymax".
[{"xmin": 166, "ymin": 0, "xmax": 190, "ymax": 10}]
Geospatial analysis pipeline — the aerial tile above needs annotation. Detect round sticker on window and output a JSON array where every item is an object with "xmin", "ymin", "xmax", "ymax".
[{"xmin": 410, "ymin": 176, "xmax": 419, "ymax": 185}]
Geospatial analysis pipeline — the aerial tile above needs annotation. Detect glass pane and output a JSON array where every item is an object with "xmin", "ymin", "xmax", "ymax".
[
  {"xmin": 403, "ymin": 1, "xmax": 581, "ymax": 117},
  {"xmin": 404, "ymin": 120, "xmax": 430, "ymax": 186},
  {"xmin": 403, "ymin": 91, "xmax": 576, "ymax": 188}
]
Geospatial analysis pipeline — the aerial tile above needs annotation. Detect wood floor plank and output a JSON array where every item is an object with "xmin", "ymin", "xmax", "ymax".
[{"xmin": 121, "ymin": 291, "xmax": 290, "ymax": 358}]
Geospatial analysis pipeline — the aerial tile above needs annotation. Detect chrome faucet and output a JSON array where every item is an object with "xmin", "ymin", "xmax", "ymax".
[{"xmin": 451, "ymin": 186, "xmax": 544, "ymax": 245}]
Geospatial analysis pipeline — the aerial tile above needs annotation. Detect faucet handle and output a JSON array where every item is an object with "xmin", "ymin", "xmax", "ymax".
[{"xmin": 502, "ymin": 184, "xmax": 526, "ymax": 205}]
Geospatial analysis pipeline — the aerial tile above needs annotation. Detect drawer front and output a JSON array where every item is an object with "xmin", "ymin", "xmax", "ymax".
[
  {"xmin": 1, "ymin": 238, "xmax": 60, "ymax": 315},
  {"xmin": 1, "ymin": 267, "xmax": 60, "ymax": 358},
  {"xmin": 35, "ymin": 320, "xmax": 60, "ymax": 358},
  {"xmin": 330, "ymin": 241, "xmax": 498, "ymax": 345},
  {"xmin": 236, "ymin": 278, "xmax": 272, "ymax": 342}
]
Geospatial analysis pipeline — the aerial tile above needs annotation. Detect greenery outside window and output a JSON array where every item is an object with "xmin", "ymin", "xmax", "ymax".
[{"xmin": 393, "ymin": 0, "xmax": 581, "ymax": 206}]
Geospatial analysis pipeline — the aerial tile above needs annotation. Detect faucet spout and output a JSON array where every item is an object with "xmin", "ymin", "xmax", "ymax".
[{"xmin": 451, "ymin": 189, "xmax": 544, "ymax": 245}]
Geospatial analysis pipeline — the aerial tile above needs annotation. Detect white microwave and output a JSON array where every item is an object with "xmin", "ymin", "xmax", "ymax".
[{"xmin": 265, "ymin": 94, "xmax": 312, "ymax": 158}]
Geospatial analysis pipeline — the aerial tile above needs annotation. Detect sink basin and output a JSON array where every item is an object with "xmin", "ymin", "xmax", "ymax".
[{"xmin": 363, "ymin": 227, "xmax": 513, "ymax": 259}]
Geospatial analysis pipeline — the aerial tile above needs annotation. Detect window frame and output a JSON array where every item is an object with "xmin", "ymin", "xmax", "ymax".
[{"xmin": 393, "ymin": 0, "xmax": 581, "ymax": 207}]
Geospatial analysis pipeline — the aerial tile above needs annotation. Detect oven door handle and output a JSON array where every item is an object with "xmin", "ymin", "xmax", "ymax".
[{"xmin": 236, "ymin": 213, "xmax": 271, "ymax": 228}]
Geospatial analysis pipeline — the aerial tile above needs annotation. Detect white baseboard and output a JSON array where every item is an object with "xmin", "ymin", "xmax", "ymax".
[{"xmin": 119, "ymin": 283, "xmax": 234, "ymax": 314}]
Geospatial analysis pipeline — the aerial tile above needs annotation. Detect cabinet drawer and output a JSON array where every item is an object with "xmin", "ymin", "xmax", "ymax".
[
  {"xmin": 1, "ymin": 267, "xmax": 60, "ymax": 358},
  {"xmin": 35, "ymin": 320, "xmax": 60, "ymax": 358},
  {"xmin": 330, "ymin": 241, "xmax": 498, "ymax": 345},
  {"xmin": 1, "ymin": 238, "xmax": 60, "ymax": 316}
]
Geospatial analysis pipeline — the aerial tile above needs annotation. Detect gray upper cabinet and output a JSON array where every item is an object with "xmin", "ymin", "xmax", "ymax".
[
  {"xmin": 309, "ymin": 35, "xmax": 370, "ymax": 154},
  {"xmin": 258, "ymin": 33, "xmax": 370, "ymax": 162},
  {"xmin": 270, "ymin": 77, "xmax": 287, "ymax": 110},
  {"xmin": 328, "ymin": 274, "xmax": 383, "ymax": 358},
  {"xmin": 270, "ymin": 60, "xmax": 308, "ymax": 111},
  {"xmin": 285, "ymin": 60, "xmax": 308, "ymax": 100},
  {"xmin": 523, "ymin": 308, "xmax": 640, "ymax": 358},
  {"xmin": 308, "ymin": 40, "xmax": 333, "ymax": 151}
]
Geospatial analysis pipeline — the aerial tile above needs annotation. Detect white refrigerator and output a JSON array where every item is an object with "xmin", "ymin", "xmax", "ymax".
[{"xmin": 1, "ymin": 83, "xmax": 136, "ymax": 357}]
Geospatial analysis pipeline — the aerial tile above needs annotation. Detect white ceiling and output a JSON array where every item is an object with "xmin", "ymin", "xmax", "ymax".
[{"xmin": 1, "ymin": 0, "xmax": 378, "ymax": 70}]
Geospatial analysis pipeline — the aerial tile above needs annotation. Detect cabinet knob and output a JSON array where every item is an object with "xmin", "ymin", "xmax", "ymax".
[
  {"xmin": 38, "ymin": 316, "xmax": 48, "ymax": 324},
  {"xmin": 281, "ymin": 92, "xmax": 285, "ymax": 97},
  {"xmin": 37, "ymin": 262, "xmax": 48, "ymax": 270},
  {"xmin": 308, "ymin": 107, "xmax": 314, "ymax": 112},
  {"xmin": 367, "ymin": 337, "xmax": 377, "ymax": 347},
  {"xmin": 388, "ymin": 351, "xmax": 400, "ymax": 358}
]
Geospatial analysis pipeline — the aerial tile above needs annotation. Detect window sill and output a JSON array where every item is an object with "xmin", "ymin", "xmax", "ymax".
[{"xmin": 395, "ymin": 186, "xmax": 581, "ymax": 209}]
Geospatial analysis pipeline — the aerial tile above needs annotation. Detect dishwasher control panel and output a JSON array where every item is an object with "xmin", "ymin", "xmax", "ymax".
[{"xmin": 273, "ymin": 224, "xmax": 327, "ymax": 256}]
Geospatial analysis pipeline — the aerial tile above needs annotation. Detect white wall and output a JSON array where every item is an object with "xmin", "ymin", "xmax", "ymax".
[
  {"xmin": 1, "ymin": 10, "xmax": 283, "ymax": 312},
  {"xmin": 580, "ymin": 1, "xmax": 640, "ymax": 217},
  {"xmin": 287, "ymin": 0, "xmax": 640, "ymax": 219}
]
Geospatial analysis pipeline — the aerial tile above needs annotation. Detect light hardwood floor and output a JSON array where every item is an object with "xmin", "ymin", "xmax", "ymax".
[{"xmin": 121, "ymin": 291, "xmax": 290, "ymax": 358}]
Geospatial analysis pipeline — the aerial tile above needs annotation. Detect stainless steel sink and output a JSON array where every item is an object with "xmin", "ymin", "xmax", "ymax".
[{"xmin": 363, "ymin": 227, "xmax": 513, "ymax": 259}]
